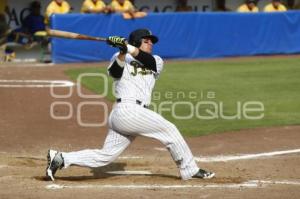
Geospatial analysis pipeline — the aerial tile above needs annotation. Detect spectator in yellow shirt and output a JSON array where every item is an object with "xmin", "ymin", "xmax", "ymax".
[
  {"xmin": 110, "ymin": 0, "xmax": 134, "ymax": 13},
  {"xmin": 264, "ymin": 0, "xmax": 287, "ymax": 12},
  {"xmin": 45, "ymin": 0, "xmax": 71, "ymax": 25},
  {"xmin": 81, "ymin": 0, "xmax": 111, "ymax": 14},
  {"xmin": 237, "ymin": 0, "xmax": 259, "ymax": 13},
  {"xmin": 110, "ymin": 0, "xmax": 146, "ymax": 19}
]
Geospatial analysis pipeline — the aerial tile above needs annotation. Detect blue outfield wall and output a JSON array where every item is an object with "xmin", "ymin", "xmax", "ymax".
[{"xmin": 51, "ymin": 12, "xmax": 300, "ymax": 63}]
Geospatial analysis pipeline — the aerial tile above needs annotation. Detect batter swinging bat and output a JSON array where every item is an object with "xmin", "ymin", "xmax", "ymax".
[{"xmin": 46, "ymin": 29, "xmax": 107, "ymax": 42}]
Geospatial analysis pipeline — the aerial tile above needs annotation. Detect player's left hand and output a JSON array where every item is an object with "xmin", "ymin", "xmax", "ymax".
[
  {"xmin": 107, "ymin": 36, "xmax": 127, "ymax": 54},
  {"xmin": 107, "ymin": 36, "xmax": 126, "ymax": 47}
]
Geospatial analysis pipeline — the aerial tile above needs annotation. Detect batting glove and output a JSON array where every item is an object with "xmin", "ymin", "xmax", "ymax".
[
  {"xmin": 107, "ymin": 36, "xmax": 128, "ymax": 54},
  {"xmin": 107, "ymin": 36, "xmax": 127, "ymax": 47}
]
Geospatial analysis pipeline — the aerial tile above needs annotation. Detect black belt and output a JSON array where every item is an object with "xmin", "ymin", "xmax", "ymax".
[{"xmin": 116, "ymin": 98, "xmax": 149, "ymax": 108}]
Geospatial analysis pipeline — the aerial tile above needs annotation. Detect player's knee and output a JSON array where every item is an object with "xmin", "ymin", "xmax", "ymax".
[{"xmin": 165, "ymin": 123, "xmax": 179, "ymax": 134}]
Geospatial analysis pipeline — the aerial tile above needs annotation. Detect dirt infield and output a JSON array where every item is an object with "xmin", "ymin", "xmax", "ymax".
[{"xmin": 0, "ymin": 62, "xmax": 299, "ymax": 199}]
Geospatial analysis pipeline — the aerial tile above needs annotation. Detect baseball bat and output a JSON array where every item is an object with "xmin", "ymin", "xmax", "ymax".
[{"xmin": 46, "ymin": 29, "xmax": 107, "ymax": 42}]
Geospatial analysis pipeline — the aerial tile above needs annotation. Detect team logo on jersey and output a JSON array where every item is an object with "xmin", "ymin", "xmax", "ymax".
[{"xmin": 130, "ymin": 61, "xmax": 154, "ymax": 76}]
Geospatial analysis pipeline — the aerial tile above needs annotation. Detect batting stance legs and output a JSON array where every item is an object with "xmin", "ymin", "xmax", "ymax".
[{"xmin": 52, "ymin": 103, "xmax": 200, "ymax": 180}]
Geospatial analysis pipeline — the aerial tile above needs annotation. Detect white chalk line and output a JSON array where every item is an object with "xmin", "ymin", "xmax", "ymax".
[
  {"xmin": 0, "ymin": 165, "xmax": 8, "ymax": 169},
  {"xmin": 154, "ymin": 147, "xmax": 168, "ymax": 152},
  {"xmin": 31, "ymin": 63, "xmax": 55, "ymax": 67},
  {"xmin": 0, "ymin": 63, "xmax": 55, "ymax": 67},
  {"xmin": 11, "ymin": 58, "xmax": 38, "ymax": 63},
  {"xmin": 45, "ymin": 180, "xmax": 300, "ymax": 190},
  {"xmin": 195, "ymin": 148, "xmax": 300, "ymax": 162},
  {"xmin": 0, "ymin": 80, "xmax": 74, "ymax": 88},
  {"xmin": 118, "ymin": 156, "xmax": 143, "ymax": 160},
  {"xmin": 253, "ymin": 180, "xmax": 300, "ymax": 186},
  {"xmin": 46, "ymin": 182, "xmax": 258, "ymax": 190}
]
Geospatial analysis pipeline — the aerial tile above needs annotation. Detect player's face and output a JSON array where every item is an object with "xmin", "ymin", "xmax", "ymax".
[{"xmin": 139, "ymin": 38, "xmax": 153, "ymax": 53}]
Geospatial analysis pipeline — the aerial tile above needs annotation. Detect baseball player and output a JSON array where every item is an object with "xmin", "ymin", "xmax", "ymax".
[{"xmin": 46, "ymin": 29, "xmax": 215, "ymax": 181}]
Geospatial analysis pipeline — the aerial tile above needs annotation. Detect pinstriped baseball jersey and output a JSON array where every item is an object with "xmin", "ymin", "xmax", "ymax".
[{"xmin": 109, "ymin": 52, "xmax": 163, "ymax": 105}]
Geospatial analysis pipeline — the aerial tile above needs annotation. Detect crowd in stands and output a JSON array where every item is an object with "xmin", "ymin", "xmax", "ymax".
[
  {"xmin": 45, "ymin": 0, "xmax": 147, "ymax": 24},
  {"xmin": 0, "ymin": 0, "xmax": 298, "ymax": 62},
  {"xmin": 237, "ymin": 0, "xmax": 287, "ymax": 13}
]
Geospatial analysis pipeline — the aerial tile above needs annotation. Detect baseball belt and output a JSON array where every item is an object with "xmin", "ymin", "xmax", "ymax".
[{"xmin": 116, "ymin": 98, "xmax": 149, "ymax": 108}]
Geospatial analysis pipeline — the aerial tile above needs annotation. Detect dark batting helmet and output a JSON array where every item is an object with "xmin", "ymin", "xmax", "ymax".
[{"xmin": 128, "ymin": 29, "xmax": 158, "ymax": 47}]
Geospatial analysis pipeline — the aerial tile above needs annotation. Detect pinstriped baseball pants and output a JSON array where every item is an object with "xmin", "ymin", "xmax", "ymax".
[{"xmin": 62, "ymin": 102, "xmax": 199, "ymax": 180}]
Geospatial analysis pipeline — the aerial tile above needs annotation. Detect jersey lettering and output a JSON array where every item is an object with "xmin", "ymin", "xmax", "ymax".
[{"xmin": 130, "ymin": 61, "xmax": 154, "ymax": 76}]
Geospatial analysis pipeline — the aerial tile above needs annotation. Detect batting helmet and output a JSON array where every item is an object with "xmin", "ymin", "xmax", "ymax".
[{"xmin": 128, "ymin": 29, "xmax": 158, "ymax": 47}]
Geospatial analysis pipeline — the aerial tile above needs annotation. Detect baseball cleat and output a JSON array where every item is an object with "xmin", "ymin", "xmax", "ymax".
[
  {"xmin": 193, "ymin": 169, "xmax": 215, "ymax": 179},
  {"xmin": 46, "ymin": 149, "xmax": 64, "ymax": 181}
]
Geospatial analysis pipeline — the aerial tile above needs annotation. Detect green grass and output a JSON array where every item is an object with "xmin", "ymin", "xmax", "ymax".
[{"xmin": 65, "ymin": 57, "xmax": 300, "ymax": 136}]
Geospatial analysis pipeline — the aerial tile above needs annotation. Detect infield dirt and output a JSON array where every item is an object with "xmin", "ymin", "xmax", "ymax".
[{"xmin": 0, "ymin": 62, "xmax": 299, "ymax": 199}]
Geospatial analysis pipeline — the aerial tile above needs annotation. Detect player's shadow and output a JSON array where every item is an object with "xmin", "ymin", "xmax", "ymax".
[
  {"xmin": 37, "ymin": 162, "xmax": 179, "ymax": 181},
  {"xmin": 53, "ymin": 162, "xmax": 128, "ymax": 181},
  {"xmin": 91, "ymin": 165, "xmax": 179, "ymax": 180},
  {"xmin": 91, "ymin": 162, "xmax": 127, "ymax": 179}
]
